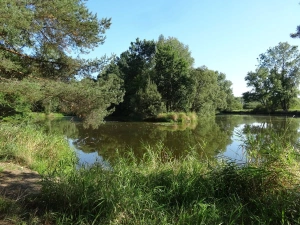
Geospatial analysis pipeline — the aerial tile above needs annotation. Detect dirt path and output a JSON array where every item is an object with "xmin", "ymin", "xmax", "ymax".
[
  {"xmin": 0, "ymin": 163, "xmax": 43, "ymax": 224},
  {"xmin": 0, "ymin": 162, "xmax": 41, "ymax": 199}
]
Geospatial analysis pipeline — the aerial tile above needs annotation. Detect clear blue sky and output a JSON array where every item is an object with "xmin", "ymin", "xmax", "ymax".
[{"xmin": 84, "ymin": 0, "xmax": 300, "ymax": 96}]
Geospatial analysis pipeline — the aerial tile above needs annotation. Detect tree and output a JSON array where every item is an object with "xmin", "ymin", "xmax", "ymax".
[
  {"xmin": 132, "ymin": 79, "xmax": 164, "ymax": 119},
  {"xmin": 216, "ymin": 71, "xmax": 236, "ymax": 111},
  {"xmin": 0, "ymin": 0, "xmax": 111, "ymax": 79},
  {"xmin": 154, "ymin": 36, "xmax": 194, "ymax": 112},
  {"xmin": 243, "ymin": 42, "xmax": 300, "ymax": 112},
  {"xmin": 188, "ymin": 67, "xmax": 237, "ymax": 114},
  {"xmin": 189, "ymin": 67, "xmax": 223, "ymax": 115},
  {"xmin": 243, "ymin": 68, "xmax": 275, "ymax": 111},
  {"xmin": 0, "ymin": 75, "xmax": 124, "ymax": 128},
  {"xmin": 114, "ymin": 38, "xmax": 156, "ymax": 116},
  {"xmin": 229, "ymin": 97, "xmax": 243, "ymax": 111},
  {"xmin": 291, "ymin": 24, "xmax": 300, "ymax": 38},
  {"xmin": 0, "ymin": 0, "xmax": 124, "ymax": 127}
]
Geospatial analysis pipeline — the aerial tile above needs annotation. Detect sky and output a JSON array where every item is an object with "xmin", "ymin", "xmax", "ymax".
[{"xmin": 84, "ymin": 0, "xmax": 300, "ymax": 96}]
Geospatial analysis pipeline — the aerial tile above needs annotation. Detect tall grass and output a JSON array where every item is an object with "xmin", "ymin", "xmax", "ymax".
[
  {"xmin": 0, "ymin": 122, "xmax": 76, "ymax": 174},
  {"xmin": 28, "ymin": 112, "xmax": 65, "ymax": 121},
  {"xmin": 39, "ymin": 142, "xmax": 300, "ymax": 224},
  {"xmin": 156, "ymin": 112, "xmax": 197, "ymax": 123},
  {"xmin": 0, "ymin": 122, "xmax": 300, "ymax": 224}
]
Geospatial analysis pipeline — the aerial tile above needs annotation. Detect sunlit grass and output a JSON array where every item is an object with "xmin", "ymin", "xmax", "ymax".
[
  {"xmin": 156, "ymin": 112, "xmax": 197, "ymax": 123},
  {"xmin": 0, "ymin": 123, "xmax": 76, "ymax": 174},
  {"xmin": 28, "ymin": 112, "xmax": 65, "ymax": 121},
  {"xmin": 39, "ymin": 140, "xmax": 300, "ymax": 224}
]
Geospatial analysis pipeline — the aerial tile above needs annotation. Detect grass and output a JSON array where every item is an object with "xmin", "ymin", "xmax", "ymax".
[
  {"xmin": 0, "ymin": 122, "xmax": 76, "ymax": 174},
  {"xmin": 38, "ymin": 144, "xmax": 300, "ymax": 224},
  {"xmin": 0, "ymin": 122, "xmax": 299, "ymax": 224},
  {"xmin": 156, "ymin": 112, "xmax": 198, "ymax": 123},
  {"xmin": 28, "ymin": 112, "xmax": 65, "ymax": 121}
]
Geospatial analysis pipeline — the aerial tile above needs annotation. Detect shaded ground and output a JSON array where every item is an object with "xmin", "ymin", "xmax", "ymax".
[
  {"xmin": 0, "ymin": 162, "xmax": 41, "ymax": 198},
  {"xmin": 0, "ymin": 162, "xmax": 41, "ymax": 224}
]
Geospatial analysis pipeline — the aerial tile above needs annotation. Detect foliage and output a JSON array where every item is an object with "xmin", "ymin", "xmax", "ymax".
[
  {"xmin": 290, "ymin": 97, "xmax": 300, "ymax": 110},
  {"xmin": 0, "ymin": 0, "xmax": 111, "ymax": 79},
  {"xmin": 291, "ymin": 22, "xmax": 300, "ymax": 38},
  {"xmin": 189, "ymin": 67, "xmax": 221, "ymax": 115},
  {"xmin": 243, "ymin": 42, "xmax": 300, "ymax": 112},
  {"xmin": 154, "ymin": 36, "xmax": 194, "ymax": 112},
  {"xmin": 0, "ymin": 0, "xmax": 239, "ymax": 122},
  {"xmin": 112, "ymin": 38, "xmax": 156, "ymax": 116},
  {"xmin": 228, "ymin": 97, "xmax": 243, "ymax": 111},
  {"xmin": 0, "ymin": 123, "xmax": 76, "ymax": 174},
  {"xmin": 216, "ymin": 71, "xmax": 238, "ymax": 111},
  {"xmin": 132, "ymin": 79, "xmax": 164, "ymax": 119},
  {"xmin": 0, "ymin": 0, "xmax": 125, "ymax": 126},
  {"xmin": 189, "ymin": 67, "xmax": 237, "ymax": 115},
  {"xmin": 104, "ymin": 35, "xmax": 236, "ymax": 118},
  {"xmin": 243, "ymin": 101, "xmax": 262, "ymax": 110},
  {"xmin": 0, "ymin": 76, "xmax": 124, "ymax": 128}
]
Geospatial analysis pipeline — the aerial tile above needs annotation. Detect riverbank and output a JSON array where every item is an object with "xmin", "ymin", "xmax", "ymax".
[
  {"xmin": 0, "ymin": 122, "xmax": 299, "ymax": 224},
  {"xmin": 106, "ymin": 112, "xmax": 198, "ymax": 123},
  {"xmin": 220, "ymin": 109, "xmax": 300, "ymax": 117}
]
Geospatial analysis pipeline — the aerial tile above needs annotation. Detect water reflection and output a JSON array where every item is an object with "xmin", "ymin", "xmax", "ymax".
[
  {"xmin": 220, "ymin": 116, "xmax": 300, "ymax": 163},
  {"xmin": 42, "ymin": 115, "xmax": 300, "ymax": 166}
]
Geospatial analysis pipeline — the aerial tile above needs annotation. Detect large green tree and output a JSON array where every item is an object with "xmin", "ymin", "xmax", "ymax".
[
  {"xmin": 154, "ymin": 36, "xmax": 194, "ymax": 112},
  {"xmin": 132, "ymin": 79, "xmax": 163, "ymax": 119},
  {"xmin": 101, "ymin": 35, "xmax": 237, "ymax": 118},
  {"xmin": 112, "ymin": 38, "xmax": 156, "ymax": 116},
  {"xmin": 243, "ymin": 68, "xmax": 275, "ymax": 111},
  {"xmin": 243, "ymin": 42, "xmax": 300, "ymax": 112},
  {"xmin": 189, "ymin": 67, "xmax": 220, "ymax": 114},
  {"xmin": 216, "ymin": 71, "xmax": 238, "ymax": 111},
  {"xmin": 0, "ymin": 0, "xmax": 124, "ymax": 126},
  {"xmin": 189, "ymin": 67, "xmax": 238, "ymax": 114}
]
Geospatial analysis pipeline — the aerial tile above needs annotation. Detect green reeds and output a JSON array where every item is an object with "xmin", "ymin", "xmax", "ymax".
[{"xmin": 156, "ymin": 112, "xmax": 197, "ymax": 123}]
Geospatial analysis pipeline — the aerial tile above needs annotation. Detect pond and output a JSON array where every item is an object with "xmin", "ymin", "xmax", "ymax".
[{"xmin": 43, "ymin": 115, "xmax": 300, "ymax": 166}]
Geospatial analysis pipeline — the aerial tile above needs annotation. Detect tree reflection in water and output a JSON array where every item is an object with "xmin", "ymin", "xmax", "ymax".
[{"xmin": 41, "ymin": 115, "xmax": 300, "ymax": 166}]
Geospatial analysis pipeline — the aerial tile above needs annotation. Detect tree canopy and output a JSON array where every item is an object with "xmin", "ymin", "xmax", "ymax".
[
  {"xmin": 154, "ymin": 36, "xmax": 194, "ymax": 112},
  {"xmin": 0, "ymin": 0, "xmax": 125, "ymax": 127},
  {"xmin": 243, "ymin": 42, "xmax": 300, "ymax": 112},
  {"xmin": 113, "ymin": 38, "xmax": 156, "ymax": 116},
  {"xmin": 105, "ymin": 36, "xmax": 236, "ymax": 119},
  {"xmin": 0, "ymin": 0, "xmax": 111, "ymax": 79}
]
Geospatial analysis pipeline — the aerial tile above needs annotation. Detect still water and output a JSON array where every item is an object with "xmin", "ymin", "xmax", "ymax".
[{"xmin": 44, "ymin": 115, "xmax": 300, "ymax": 166}]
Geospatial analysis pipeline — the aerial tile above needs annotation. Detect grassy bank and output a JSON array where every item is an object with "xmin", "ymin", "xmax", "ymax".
[
  {"xmin": 0, "ymin": 123, "xmax": 300, "ymax": 224},
  {"xmin": 220, "ymin": 109, "xmax": 300, "ymax": 117},
  {"xmin": 0, "ymin": 123, "xmax": 76, "ymax": 174},
  {"xmin": 29, "ymin": 112, "xmax": 65, "ymax": 121}
]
